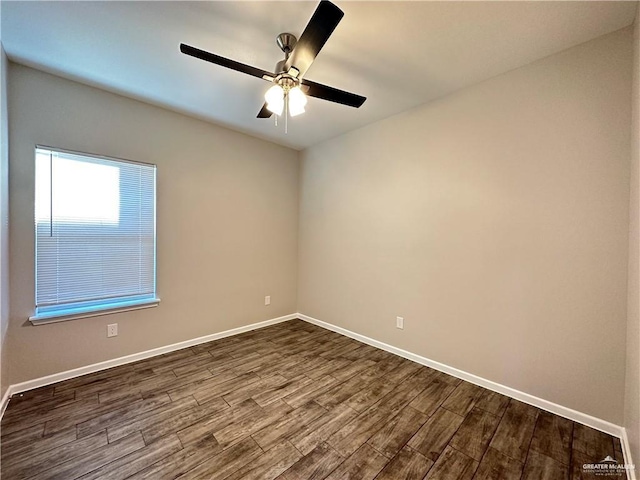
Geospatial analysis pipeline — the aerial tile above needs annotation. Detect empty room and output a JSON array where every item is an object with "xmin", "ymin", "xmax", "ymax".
[{"xmin": 0, "ymin": 1, "xmax": 639, "ymax": 479}]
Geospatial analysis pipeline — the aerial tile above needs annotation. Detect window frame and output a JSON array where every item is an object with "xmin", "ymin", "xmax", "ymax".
[{"xmin": 29, "ymin": 145, "xmax": 160, "ymax": 325}]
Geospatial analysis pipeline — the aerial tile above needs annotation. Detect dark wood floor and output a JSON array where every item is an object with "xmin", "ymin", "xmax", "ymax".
[{"xmin": 0, "ymin": 319, "xmax": 626, "ymax": 480}]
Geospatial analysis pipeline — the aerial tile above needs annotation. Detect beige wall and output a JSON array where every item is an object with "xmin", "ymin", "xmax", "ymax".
[
  {"xmin": 298, "ymin": 28, "xmax": 632, "ymax": 424},
  {"xmin": 6, "ymin": 64, "xmax": 299, "ymax": 385},
  {"xmin": 0, "ymin": 45, "xmax": 8, "ymax": 398},
  {"xmin": 625, "ymin": 4, "xmax": 640, "ymax": 469}
]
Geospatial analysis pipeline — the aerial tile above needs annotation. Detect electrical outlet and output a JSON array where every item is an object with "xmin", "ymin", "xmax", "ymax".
[
  {"xmin": 107, "ymin": 323, "xmax": 118, "ymax": 337},
  {"xmin": 265, "ymin": 296, "xmax": 271, "ymax": 306},
  {"xmin": 396, "ymin": 316, "xmax": 404, "ymax": 330}
]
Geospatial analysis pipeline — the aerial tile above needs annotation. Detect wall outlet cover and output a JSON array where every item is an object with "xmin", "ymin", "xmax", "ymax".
[{"xmin": 107, "ymin": 323, "xmax": 118, "ymax": 337}]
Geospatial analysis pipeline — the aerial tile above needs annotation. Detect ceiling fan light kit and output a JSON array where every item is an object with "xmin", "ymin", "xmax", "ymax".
[
  {"xmin": 264, "ymin": 32, "xmax": 308, "ymax": 119},
  {"xmin": 179, "ymin": 0, "xmax": 366, "ymax": 130}
]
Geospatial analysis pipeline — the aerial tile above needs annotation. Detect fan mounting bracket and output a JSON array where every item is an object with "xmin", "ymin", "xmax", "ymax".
[{"xmin": 276, "ymin": 33, "xmax": 297, "ymax": 56}]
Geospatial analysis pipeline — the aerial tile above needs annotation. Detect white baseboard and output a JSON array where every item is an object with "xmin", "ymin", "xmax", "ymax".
[
  {"xmin": 0, "ymin": 387, "xmax": 10, "ymax": 419},
  {"xmin": 298, "ymin": 313, "xmax": 625, "ymax": 440},
  {"xmin": 1, "ymin": 313, "xmax": 297, "ymax": 410}
]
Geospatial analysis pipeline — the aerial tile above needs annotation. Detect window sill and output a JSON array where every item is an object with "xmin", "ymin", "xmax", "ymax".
[{"xmin": 29, "ymin": 298, "xmax": 161, "ymax": 325}]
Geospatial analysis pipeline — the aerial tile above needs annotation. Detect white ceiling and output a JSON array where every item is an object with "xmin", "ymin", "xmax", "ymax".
[{"xmin": 1, "ymin": 1, "xmax": 637, "ymax": 150}]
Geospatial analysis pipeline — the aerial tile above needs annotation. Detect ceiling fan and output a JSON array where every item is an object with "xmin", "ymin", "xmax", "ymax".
[{"xmin": 180, "ymin": 0, "xmax": 366, "ymax": 122}]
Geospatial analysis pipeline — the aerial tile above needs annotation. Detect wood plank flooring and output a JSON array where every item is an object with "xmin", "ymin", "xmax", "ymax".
[{"xmin": 0, "ymin": 319, "xmax": 626, "ymax": 480}]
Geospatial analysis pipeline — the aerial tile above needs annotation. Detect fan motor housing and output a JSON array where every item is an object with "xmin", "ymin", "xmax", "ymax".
[{"xmin": 275, "ymin": 59, "xmax": 287, "ymax": 74}]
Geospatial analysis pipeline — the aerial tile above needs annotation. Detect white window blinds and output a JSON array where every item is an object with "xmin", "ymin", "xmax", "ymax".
[{"xmin": 34, "ymin": 147, "xmax": 157, "ymax": 320}]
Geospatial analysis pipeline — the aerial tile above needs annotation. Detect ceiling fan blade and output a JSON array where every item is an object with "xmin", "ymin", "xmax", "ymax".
[
  {"xmin": 284, "ymin": 1, "xmax": 344, "ymax": 78},
  {"xmin": 301, "ymin": 79, "xmax": 366, "ymax": 108},
  {"xmin": 257, "ymin": 103, "xmax": 273, "ymax": 118},
  {"xmin": 180, "ymin": 43, "xmax": 274, "ymax": 81}
]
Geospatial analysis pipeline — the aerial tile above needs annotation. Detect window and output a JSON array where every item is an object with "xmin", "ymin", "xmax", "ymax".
[{"xmin": 31, "ymin": 147, "xmax": 158, "ymax": 324}]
